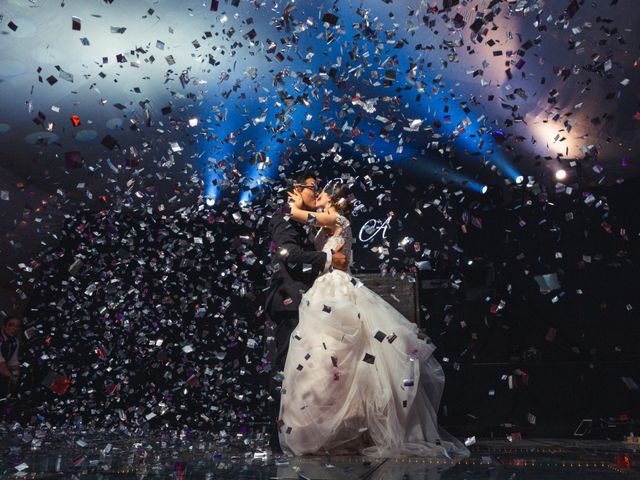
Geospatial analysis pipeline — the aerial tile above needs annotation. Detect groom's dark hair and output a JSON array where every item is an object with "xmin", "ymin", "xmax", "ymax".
[{"xmin": 290, "ymin": 170, "xmax": 317, "ymax": 189}]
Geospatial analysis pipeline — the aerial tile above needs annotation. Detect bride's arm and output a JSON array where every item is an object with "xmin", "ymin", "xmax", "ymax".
[{"xmin": 288, "ymin": 205, "xmax": 338, "ymax": 228}]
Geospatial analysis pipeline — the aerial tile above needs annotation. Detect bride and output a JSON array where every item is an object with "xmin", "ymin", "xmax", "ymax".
[{"xmin": 277, "ymin": 179, "xmax": 470, "ymax": 458}]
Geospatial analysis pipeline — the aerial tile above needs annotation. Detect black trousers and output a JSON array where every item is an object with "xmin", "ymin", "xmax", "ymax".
[
  {"xmin": 0, "ymin": 377, "xmax": 9, "ymax": 399},
  {"xmin": 266, "ymin": 310, "xmax": 300, "ymax": 451},
  {"xmin": 0, "ymin": 376, "xmax": 14, "ymax": 421}
]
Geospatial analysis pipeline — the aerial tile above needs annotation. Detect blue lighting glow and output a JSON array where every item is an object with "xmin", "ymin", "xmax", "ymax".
[{"xmin": 195, "ymin": 1, "xmax": 523, "ymax": 203}]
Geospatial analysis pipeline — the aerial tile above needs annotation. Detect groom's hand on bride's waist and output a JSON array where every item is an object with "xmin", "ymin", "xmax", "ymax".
[{"xmin": 331, "ymin": 243, "xmax": 348, "ymax": 271}]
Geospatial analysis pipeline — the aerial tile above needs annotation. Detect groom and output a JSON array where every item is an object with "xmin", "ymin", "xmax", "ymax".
[{"xmin": 264, "ymin": 170, "xmax": 348, "ymax": 453}]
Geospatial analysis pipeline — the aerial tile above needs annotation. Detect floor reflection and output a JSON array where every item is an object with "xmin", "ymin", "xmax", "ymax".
[{"xmin": 1, "ymin": 430, "xmax": 638, "ymax": 479}]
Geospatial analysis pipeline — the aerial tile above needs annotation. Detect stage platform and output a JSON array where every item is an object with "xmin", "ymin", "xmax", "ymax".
[{"xmin": 1, "ymin": 430, "xmax": 638, "ymax": 479}]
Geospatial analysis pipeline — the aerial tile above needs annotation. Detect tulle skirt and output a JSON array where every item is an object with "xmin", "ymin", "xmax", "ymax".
[{"xmin": 278, "ymin": 270, "xmax": 470, "ymax": 458}]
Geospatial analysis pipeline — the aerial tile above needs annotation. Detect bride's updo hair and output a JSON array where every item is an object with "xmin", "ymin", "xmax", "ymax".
[{"xmin": 323, "ymin": 181, "xmax": 354, "ymax": 220}]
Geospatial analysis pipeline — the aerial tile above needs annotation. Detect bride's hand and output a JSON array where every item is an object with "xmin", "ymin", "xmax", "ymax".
[
  {"xmin": 330, "ymin": 242, "xmax": 348, "ymax": 271},
  {"xmin": 315, "ymin": 190, "xmax": 329, "ymax": 209},
  {"xmin": 287, "ymin": 191, "xmax": 303, "ymax": 209}
]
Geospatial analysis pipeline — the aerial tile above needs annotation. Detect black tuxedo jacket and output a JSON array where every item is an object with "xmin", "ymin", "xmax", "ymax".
[{"xmin": 265, "ymin": 209, "xmax": 328, "ymax": 315}]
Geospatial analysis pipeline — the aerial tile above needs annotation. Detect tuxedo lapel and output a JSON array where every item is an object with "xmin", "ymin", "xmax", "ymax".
[
  {"xmin": 301, "ymin": 223, "xmax": 320, "ymax": 248},
  {"xmin": 306, "ymin": 225, "xmax": 318, "ymax": 246},
  {"xmin": 294, "ymin": 222, "xmax": 314, "ymax": 250}
]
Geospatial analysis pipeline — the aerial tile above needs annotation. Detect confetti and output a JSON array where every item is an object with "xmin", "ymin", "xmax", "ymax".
[{"xmin": 0, "ymin": 0, "xmax": 635, "ymax": 447}]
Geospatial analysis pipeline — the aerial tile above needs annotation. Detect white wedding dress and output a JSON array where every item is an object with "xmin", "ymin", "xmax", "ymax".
[{"xmin": 277, "ymin": 214, "xmax": 470, "ymax": 458}]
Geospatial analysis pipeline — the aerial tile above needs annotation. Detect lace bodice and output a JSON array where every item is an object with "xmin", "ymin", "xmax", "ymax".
[{"xmin": 314, "ymin": 214, "xmax": 353, "ymax": 271}]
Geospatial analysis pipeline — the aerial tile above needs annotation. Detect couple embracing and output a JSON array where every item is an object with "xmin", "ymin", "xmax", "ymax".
[{"xmin": 264, "ymin": 171, "xmax": 469, "ymax": 459}]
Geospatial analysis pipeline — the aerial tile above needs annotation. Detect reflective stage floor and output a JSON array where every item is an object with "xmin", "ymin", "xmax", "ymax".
[{"xmin": 1, "ymin": 431, "xmax": 638, "ymax": 479}]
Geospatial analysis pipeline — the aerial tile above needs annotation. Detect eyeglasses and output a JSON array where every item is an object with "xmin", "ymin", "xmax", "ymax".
[{"xmin": 296, "ymin": 184, "xmax": 319, "ymax": 193}]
